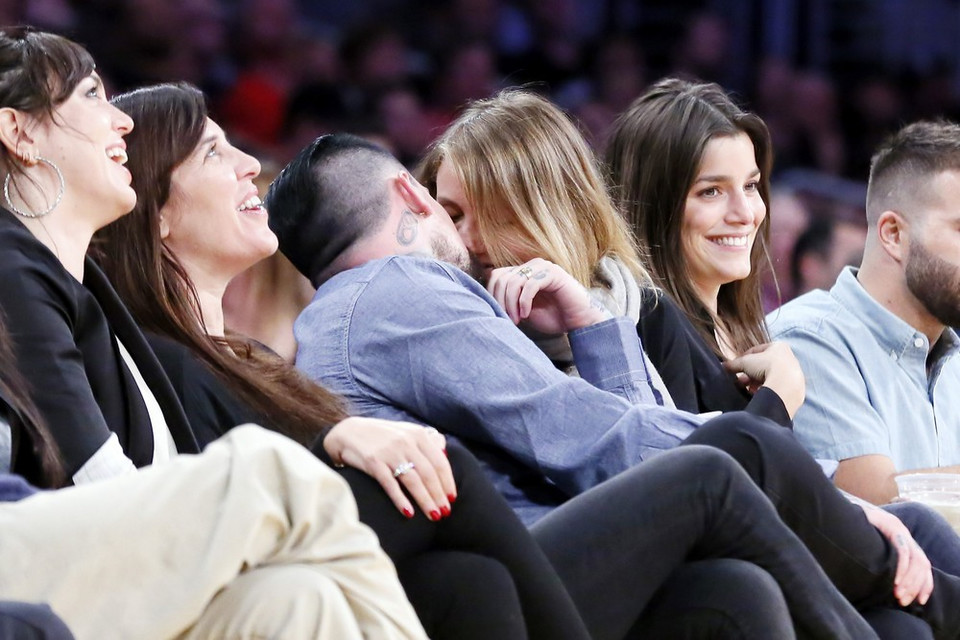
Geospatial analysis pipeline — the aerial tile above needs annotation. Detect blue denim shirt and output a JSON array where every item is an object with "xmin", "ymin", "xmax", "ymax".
[
  {"xmin": 295, "ymin": 256, "xmax": 703, "ymax": 524},
  {"xmin": 768, "ymin": 267, "xmax": 960, "ymax": 474}
]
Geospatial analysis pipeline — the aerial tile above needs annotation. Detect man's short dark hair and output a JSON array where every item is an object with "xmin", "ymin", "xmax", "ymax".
[
  {"xmin": 266, "ymin": 134, "xmax": 398, "ymax": 285},
  {"xmin": 866, "ymin": 120, "xmax": 960, "ymax": 225}
]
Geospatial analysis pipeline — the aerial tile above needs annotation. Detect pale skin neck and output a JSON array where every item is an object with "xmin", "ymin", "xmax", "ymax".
[
  {"xmin": 693, "ymin": 280, "xmax": 738, "ymax": 358},
  {"xmin": 178, "ymin": 259, "xmax": 231, "ymax": 338},
  {"xmin": 856, "ymin": 242, "xmax": 945, "ymax": 347},
  {"xmin": 693, "ymin": 279, "xmax": 720, "ymax": 316},
  {"xmin": 17, "ymin": 201, "xmax": 99, "ymax": 282}
]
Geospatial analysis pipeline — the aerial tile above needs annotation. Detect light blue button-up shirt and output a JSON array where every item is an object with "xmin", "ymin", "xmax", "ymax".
[
  {"xmin": 768, "ymin": 267, "xmax": 960, "ymax": 474},
  {"xmin": 295, "ymin": 256, "xmax": 703, "ymax": 524}
]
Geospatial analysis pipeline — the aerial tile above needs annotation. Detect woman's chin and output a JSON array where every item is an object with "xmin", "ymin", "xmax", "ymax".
[{"xmin": 99, "ymin": 190, "xmax": 138, "ymax": 228}]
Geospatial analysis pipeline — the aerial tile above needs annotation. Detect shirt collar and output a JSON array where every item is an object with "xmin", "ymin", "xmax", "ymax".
[{"xmin": 830, "ymin": 266, "xmax": 960, "ymax": 363}]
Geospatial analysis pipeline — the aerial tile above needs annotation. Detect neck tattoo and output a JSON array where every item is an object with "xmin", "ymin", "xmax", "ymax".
[{"xmin": 397, "ymin": 209, "xmax": 418, "ymax": 246}]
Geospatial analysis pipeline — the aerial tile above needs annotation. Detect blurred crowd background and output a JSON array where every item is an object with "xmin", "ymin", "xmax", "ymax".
[{"xmin": 11, "ymin": 0, "xmax": 960, "ymax": 304}]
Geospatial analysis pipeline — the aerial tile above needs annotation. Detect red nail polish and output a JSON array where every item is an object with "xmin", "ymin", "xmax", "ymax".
[
  {"xmin": 429, "ymin": 510, "xmax": 441, "ymax": 521},
  {"xmin": 402, "ymin": 507, "xmax": 414, "ymax": 519},
  {"xmin": 447, "ymin": 493, "xmax": 457, "ymax": 503},
  {"xmin": 440, "ymin": 505, "xmax": 451, "ymax": 518}
]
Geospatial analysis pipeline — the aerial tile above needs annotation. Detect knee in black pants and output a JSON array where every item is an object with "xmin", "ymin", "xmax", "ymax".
[
  {"xmin": 396, "ymin": 551, "xmax": 524, "ymax": 640},
  {"xmin": 683, "ymin": 412, "xmax": 806, "ymax": 488},
  {"xmin": 630, "ymin": 559, "xmax": 794, "ymax": 640}
]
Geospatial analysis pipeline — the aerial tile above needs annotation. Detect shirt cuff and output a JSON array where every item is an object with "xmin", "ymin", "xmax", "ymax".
[
  {"xmin": 747, "ymin": 387, "xmax": 793, "ymax": 428},
  {"xmin": 72, "ymin": 433, "xmax": 137, "ymax": 484},
  {"xmin": 569, "ymin": 317, "xmax": 648, "ymax": 391}
]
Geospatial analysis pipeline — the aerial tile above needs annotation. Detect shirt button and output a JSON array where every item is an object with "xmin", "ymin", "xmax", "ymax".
[
  {"xmin": 890, "ymin": 350, "xmax": 898, "ymax": 359},
  {"xmin": 914, "ymin": 337, "xmax": 924, "ymax": 348}
]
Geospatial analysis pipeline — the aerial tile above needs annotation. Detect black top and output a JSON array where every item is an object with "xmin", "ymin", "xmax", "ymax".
[
  {"xmin": 636, "ymin": 288, "xmax": 791, "ymax": 427},
  {"xmin": 146, "ymin": 332, "xmax": 332, "ymax": 463},
  {"xmin": 145, "ymin": 333, "xmax": 257, "ymax": 448},
  {"xmin": 0, "ymin": 208, "xmax": 198, "ymax": 477}
]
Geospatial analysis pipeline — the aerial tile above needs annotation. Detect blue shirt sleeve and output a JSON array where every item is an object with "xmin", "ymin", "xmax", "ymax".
[
  {"xmin": 338, "ymin": 259, "xmax": 702, "ymax": 497},
  {"xmin": 0, "ymin": 473, "xmax": 37, "ymax": 502},
  {"xmin": 569, "ymin": 316, "xmax": 664, "ymax": 404}
]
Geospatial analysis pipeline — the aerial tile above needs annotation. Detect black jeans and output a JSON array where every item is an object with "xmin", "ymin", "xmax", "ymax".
[
  {"xmin": 685, "ymin": 412, "xmax": 960, "ymax": 640},
  {"xmin": 339, "ymin": 443, "xmax": 591, "ymax": 640},
  {"xmin": 530, "ymin": 444, "xmax": 874, "ymax": 640},
  {"xmin": 630, "ymin": 559, "xmax": 795, "ymax": 639}
]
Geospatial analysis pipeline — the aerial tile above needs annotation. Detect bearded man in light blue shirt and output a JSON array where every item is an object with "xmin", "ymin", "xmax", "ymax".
[{"xmin": 769, "ymin": 120, "xmax": 960, "ymax": 505}]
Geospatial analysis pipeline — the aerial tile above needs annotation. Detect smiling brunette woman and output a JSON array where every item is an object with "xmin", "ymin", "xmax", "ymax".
[
  {"xmin": 93, "ymin": 82, "xmax": 593, "ymax": 640},
  {"xmin": 0, "ymin": 26, "xmax": 202, "ymax": 484},
  {"xmin": 605, "ymin": 78, "xmax": 804, "ymax": 417}
]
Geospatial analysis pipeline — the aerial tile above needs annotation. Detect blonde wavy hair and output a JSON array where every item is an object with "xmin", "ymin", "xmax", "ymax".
[{"xmin": 417, "ymin": 89, "xmax": 649, "ymax": 288}]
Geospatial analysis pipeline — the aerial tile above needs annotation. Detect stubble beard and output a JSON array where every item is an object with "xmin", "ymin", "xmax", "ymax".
[
  {"xmin": 905, "ymin": 238, "xmax": 960, "ymax": 329},
  {"xmin": 430, "ymin": 233, "xmax": 472, "ymax": 273}
]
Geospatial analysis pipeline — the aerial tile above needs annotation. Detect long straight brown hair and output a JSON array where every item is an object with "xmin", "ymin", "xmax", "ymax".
[
  {"xmin": 93, "ymin": 83, "xmax": 347, "ymax": 445},
  {"xmin": 606, "ymin": 78, "xmax": 773, "ymax": 356}
]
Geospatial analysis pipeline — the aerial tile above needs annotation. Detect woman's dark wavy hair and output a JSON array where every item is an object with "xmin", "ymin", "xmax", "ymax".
[
  {"xmin": 605, "ymin": 78, "xmax": 773, "ymax": 356},
  {"xmin": 93, "ymin": 83, "xmax": 347, "ymax": 447},
  {"xmin": 0, "ymin": 26, "xmax": 94, "ymax": 179}
]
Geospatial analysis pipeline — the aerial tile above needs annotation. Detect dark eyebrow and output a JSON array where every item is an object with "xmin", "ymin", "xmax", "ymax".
[
  {"xmin": 199, "ymin": 133, "xmax": 219, "ymax": 147},
  {"xmin": 693, "ymin": 168, "xmax": 761, "ymax": 184}
]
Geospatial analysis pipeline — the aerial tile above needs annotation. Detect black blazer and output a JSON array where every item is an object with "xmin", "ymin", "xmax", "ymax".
[
  {"xmin": 636, "ymin": 288, "xmax": 791, "ymax": 427},
  {"xmin": 146, "ymin": 332, "xmax": 333, "ymax": 464},
  {"xmin": 0, "ymin": 208, "xmax": 197, "ymax": 478}
]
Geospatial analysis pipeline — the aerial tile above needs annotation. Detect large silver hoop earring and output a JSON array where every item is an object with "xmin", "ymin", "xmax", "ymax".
[{"xmin": 4, "ymin": 156, "xmax": 65, "ymax": 218}]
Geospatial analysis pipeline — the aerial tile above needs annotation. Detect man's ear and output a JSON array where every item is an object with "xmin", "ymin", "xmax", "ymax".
[
  {"xmin": 0, "ymin": 108, "xmax": 38, "ymax": 164},
  {"xmin": 876, "ymin": 210, "xmax": 907, "ymax": 264},
  {"xmin": 394, "ymin": 171, "xmax": 434, "ymax": 216}
]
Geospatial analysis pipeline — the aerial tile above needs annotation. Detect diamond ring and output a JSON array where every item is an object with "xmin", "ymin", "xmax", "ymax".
[{"xmin": 393, "ymin": 461, "xmax": 416, "ymax": 478}]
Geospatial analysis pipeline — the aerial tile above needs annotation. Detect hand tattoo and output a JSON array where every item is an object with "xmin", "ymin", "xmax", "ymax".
[
  {"xmin": 533, "ymin": 271, "xmax": 547, "ymax": 280},
  {"xmin": 397, "ymin": 209, "xmax": 418, "ymax": 246}
]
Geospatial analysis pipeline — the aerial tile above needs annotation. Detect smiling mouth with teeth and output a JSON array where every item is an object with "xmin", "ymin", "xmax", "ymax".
[
  {"xmin": 107, "ymin": 147, "xmax": 128, "ymax": 165},
  {"xmin": 710, "ymin": 236, "xmax": 749, "ymax": 247},
  {"xmin": 238, "ymin": 195, "xmax": 265, "ymax": 213}
]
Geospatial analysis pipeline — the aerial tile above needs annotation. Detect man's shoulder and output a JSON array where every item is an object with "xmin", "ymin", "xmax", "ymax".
[
  {"xmin": 304, "ymin": 255, "xmax": 497, "ymax": 337},
  {"xmin": 318, "ymin": 256, "xmax": 489, "ymax": 309},
  {"xmin": 326, "ymin": 255, "xmax": 469, "ymax": 289},
  {"xmin": 767, "ymin": 288, "xmax": 853, "ymax": 340}
]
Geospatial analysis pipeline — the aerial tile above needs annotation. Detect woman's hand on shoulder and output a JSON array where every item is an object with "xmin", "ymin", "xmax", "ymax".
[
  {"xmin": 724, "ymin": 341, "xmax": 806, "ymax": 417},
  {"xmin": 486, "ymin": 258, "xmax": 610, "ymax": 333},
  {"xmin": 323, "ymin": 417, "xmax": 456, "ymax": 520}
]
